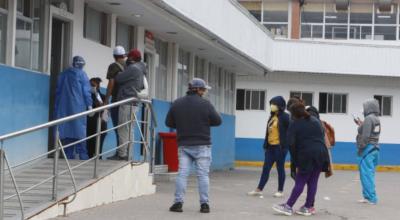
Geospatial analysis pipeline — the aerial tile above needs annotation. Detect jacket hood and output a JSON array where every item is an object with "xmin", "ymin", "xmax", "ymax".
[
  {"xmin": 306, "ymin": 106, "xmax": 320, "ymax": 119},
  {"xmin": 363, "ymin": 99, "xmax": 380, "ymax": 117},
  {"xmin": 270, "ymin": 96, "xmax": 286, "ymax": 111}
]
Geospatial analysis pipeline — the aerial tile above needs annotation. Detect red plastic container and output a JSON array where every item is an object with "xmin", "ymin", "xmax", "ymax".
[{"xmin": 159, "ymin": 132, "xmax": 179, "ymax": 172}]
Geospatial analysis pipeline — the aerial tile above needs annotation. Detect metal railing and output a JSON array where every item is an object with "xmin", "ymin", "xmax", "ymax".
[{"xmin": 0, "ymin": 97, "xmax": 157, "ymax": 220}]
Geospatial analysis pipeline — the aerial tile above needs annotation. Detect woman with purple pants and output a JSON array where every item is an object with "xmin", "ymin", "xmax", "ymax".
[{"xmin": 273, "ymin": 102, "xmax": 330, "ymax": 216}]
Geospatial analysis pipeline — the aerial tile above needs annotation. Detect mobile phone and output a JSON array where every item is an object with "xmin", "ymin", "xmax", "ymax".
[{"xmin": 351, "ymin": 114, "xmax": 360, "ymax": 124}]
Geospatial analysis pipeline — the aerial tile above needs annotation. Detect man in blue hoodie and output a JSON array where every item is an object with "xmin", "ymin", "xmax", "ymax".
[
  {"xmin": 356, "ymin": 99, "xmax": 381, "ymax": 205},
  {"xmin": 248, "ymin": 96, "xmax": 290, "ymax": 198}
]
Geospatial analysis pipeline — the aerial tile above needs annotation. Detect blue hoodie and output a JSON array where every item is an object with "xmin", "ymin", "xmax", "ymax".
[{"xmin": 263, "ymin": 96, "xmax": 290, "ymax": 150}]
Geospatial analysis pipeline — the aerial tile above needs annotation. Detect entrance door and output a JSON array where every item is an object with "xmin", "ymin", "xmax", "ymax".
[{"xmin": 48, "ymin": 18, "xmax": 71, "ymax": 150}]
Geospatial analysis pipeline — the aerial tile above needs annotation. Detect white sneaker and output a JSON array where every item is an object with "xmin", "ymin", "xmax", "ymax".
[
  {"xmin": 273, "ymin": 191, "xmax": 284, "ymax": 198},
  {"xmin": 247, "ymin": 190, "xmax": 263, "ymax": 196},
  {"xmin": 358, "ymin": 199, "xmax": 376, "ymax": 205}
]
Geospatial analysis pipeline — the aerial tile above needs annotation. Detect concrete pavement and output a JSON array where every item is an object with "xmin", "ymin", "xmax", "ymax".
[{"xmin": 53, "ymin": 167, "xmax": 400, "ymax": 220}]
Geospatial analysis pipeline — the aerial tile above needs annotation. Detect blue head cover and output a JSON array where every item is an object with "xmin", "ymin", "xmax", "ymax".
[{"xmin": 72, "ymin": 56, "xmax": 86, "ymax": 69}]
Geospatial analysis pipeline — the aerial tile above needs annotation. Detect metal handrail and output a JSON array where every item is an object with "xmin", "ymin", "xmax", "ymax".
[{"xmin": 0, "ymin": 97, "xmax": 158, "ymax": 220}]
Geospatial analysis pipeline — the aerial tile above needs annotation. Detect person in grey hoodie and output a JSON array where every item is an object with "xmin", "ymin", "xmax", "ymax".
[{"xmin": 355, "ymin": 99, "xmax": 381, "ymax": 205}]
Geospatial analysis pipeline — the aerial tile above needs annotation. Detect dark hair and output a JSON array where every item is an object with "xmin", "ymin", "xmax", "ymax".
[
  {"xmin": 113, "ymin": 55, "xmax": 125, "ymax": 60},
  {"xmin": 290, "ymin": 102, "xmax": 310, "ymax": 119},
  {"xmin": 90, "ymin": 77, "xmax": 102, "ymax": 84},
  {"xmin": 287, "ymin": 96, "xmax": 303, "ymax": 111}
]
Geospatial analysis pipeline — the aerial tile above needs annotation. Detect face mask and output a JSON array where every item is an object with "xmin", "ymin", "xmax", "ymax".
[
  {"xmin": 270, "ymin": 104, "xmax": 279, "ymax": 113},
  {"xmin": 91, "ymin": 86, "xmax": 97, "ymax": 94}
]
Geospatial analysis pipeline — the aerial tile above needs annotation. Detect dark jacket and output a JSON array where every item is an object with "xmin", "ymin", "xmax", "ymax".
[
  {"xmin": 263, "ymin": 96, "xmax": 290, "ymax": 150},
  {"xmin": 165, "ymin": 92, "xmax": 222, "ymax": 146},
  {"xmin": 115, "ymin": 63, "xmax": 144, "ymax": 102},
  {"xmin": 288, "ymin": 116, "xmax": 330, "ymax": 174}
]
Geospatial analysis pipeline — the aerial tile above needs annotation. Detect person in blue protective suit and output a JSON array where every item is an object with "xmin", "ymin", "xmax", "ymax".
[
  {"xmin": 355, "ymin": 99, "xmax": 381, "ymax": 205},
  {"xmin": 54, "ymin": 56, "xmax": 93, "ymax": 160}
]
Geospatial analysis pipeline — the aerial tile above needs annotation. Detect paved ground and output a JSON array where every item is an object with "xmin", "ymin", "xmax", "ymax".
[{"xmin": 54, "ymin": 167, "xmax": 400, "ymax": 220}]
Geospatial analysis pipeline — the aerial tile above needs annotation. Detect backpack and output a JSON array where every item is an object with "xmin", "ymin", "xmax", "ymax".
[{"xmin": 322, "ymin": 121, "xmax": 335, "ymax": 148}]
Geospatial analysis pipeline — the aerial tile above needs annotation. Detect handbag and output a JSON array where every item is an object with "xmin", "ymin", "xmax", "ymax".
[{"xmin": 136, "ymin": 76, "xmax": 149, "ymax": 99}]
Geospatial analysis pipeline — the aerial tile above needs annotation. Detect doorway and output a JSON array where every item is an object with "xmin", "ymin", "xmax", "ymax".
[{"xmin": 48, "ymin": 18, "xmax": 71, "ymax": 151}]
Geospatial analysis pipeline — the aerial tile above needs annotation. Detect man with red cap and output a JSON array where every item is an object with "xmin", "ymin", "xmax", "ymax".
[
  {"xmin": 127, "ymin": 49, "xmax": 148, "ymax": 77},
  {"xmin": 108, "ymin": 49, "xmax": 145, "ymax": 160}
]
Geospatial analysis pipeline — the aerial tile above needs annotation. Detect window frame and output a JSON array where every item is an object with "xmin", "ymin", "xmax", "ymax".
[
  {"xmin": 236, "ymin": 88, "xmax": 266, "ymax": 111},
  {"xmin": 319, "ymin": 92, "xmax": 348, "ymax": 114},
  {"xmin": 83, "ymin": 3, "xmax": 110, "ymax": 46},
  {"xmin": 289, "ymin": 91, "xmax": 314, "ymax": 106},
  {"xmin": 115, "ymin": 20, "xmax": 135, "ymax": 51},
  {"xmin": 374, "ymin": 95, "xmax": 393, "ymax": 117},
  {"xmin": 0, "ymin": 5, "xmax": 8, "ymax": 64}
]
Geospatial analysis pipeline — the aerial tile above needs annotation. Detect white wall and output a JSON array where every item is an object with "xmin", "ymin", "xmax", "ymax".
[{"xmin": 236, "ymin": 73, "xmax": 400, "ymax": 144}]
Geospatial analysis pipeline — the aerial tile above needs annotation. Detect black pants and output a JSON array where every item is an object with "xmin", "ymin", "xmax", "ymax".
[{"xmin": 87, "ymin": 115, "xmax": 107, "ymax": 158}]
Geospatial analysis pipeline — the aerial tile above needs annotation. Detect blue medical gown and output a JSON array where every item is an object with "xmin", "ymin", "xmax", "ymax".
[{"xmin": 54, "ymin": 67, "xmax": 93, "ymax": 139}]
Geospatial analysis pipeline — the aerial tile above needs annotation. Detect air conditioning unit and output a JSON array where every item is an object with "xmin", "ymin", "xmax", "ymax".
[{"xmin": 335, "ymin": 0, "xmax": 349, "ymax": 11}]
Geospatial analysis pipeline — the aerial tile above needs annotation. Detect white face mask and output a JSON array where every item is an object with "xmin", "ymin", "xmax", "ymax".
[{"xmin": 91, "ymin": 86, "xmax": 97, "ymax": 94}]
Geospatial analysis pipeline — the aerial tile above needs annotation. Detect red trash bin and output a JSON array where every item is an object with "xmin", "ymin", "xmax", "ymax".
[{"xmin": 159, "ymin": 132, "xmax": 179, "ymax": 172}]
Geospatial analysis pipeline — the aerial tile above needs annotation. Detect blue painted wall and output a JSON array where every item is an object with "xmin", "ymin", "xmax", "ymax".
[
  {"xmin": 0, "ymin": 65, "xmax": 49, "ymax": 166},
  {"xmin": 235, "ymin": 137, "xmax": 400, "ymax": 165}
]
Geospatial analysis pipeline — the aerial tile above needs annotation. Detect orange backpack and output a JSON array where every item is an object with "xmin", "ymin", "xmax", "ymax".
[{"xmin": 322, "ymin": 121, "xmax": 335, "ymax": 148}]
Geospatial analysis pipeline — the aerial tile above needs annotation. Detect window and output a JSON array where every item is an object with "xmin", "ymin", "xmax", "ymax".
[
  {"xmin": 319, "ymin": 93, "xmax": 347, "ymax": 114},
  {"xmin": 374, "ymin": 95, "xmax": 392, "ymax": 116},
  {"xmin": 224, "ymin": 72, "xmax": 235, "ymax": 114},
  {"xmin": 238, "ymin": 0, "xmax": 262, "ymax": 21},
  {"xmin": 262, "ymin": 0, "xmax": 289, "ymax": 38},
  {"xmin": 236, "ymin": 89, "xmax": 266, "ymax": 111},
  {"xmin": 0, "ymin": 0, "xmax": 7, "ymax": 63},
  {"xmin": 15, "ymin": 0, "xmax": 44, "ymax": 71},
  {"xmin": 116, "ymin": 21, "xmax": 134, "ymax": 51},
  {"xmin": 290, "ymin": 91, "xmax": 313, "ymax": 106},
  {"xmin": 84, "ymin": 4, "xmax": 109, "ymax": 46},
  {"xmin": 155, "ymin": 38, "xmax": 168, "ymax": 100},
  {"xmin": 208, "ymin": 64, "xmax": 220, "ymax": 109},
  {"xmin": 177, "ymin": 49, "xmax": 190, "ymax": 97},
  {"xmin": 195, "ymin": 56, "xmax": 205, "ymax": 79}
]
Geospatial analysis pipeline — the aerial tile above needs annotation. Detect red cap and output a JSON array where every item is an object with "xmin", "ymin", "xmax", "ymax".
[{"xmin": 128, "ymin": 49, "xmax": 142, "ymax": 62}]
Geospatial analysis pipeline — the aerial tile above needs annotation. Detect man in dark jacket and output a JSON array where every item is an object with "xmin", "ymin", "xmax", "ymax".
[
  {"xmin": 247, "ymin": 96, "xmax": 290, "ymax": 198},
  {"xmin": 167, "ymin": 78, "xmax": 222, "ymax": 214}
]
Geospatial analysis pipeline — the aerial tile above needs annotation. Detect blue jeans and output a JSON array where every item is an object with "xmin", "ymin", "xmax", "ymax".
[
  {"xmin": 358, "ymin": 144, "xmax": 379, "ymax": 203},
  {"xmin": 174, "ymin": 146, "xmax": 212, "ymax": 204},
  {"xmin": 257, "ymin": 147, "xmax": 288, "ymax": 192},
  {"xmin": 61, "ymin": 138, "xmax": 89, "ymax": 160}
]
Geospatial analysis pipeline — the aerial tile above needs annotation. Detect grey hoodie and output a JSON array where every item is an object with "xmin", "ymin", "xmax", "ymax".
[{"xmin": 356, "ymin": 99, "xmax": 381, "ymax": 155}]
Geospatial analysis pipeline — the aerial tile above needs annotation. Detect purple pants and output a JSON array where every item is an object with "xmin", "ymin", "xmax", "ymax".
[{"xmin": 286, "ymin": 167, "xmax": 321, "ymax": 208}]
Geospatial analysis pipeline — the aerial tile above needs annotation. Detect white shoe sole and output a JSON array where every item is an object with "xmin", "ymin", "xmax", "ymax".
[
  {"xmin": 272, "ymin": 206, "xmax": 293, "ymax": 216},
  {"xmin": 296, "ymin": 211, "xmax": 312, "ymax": 216}
]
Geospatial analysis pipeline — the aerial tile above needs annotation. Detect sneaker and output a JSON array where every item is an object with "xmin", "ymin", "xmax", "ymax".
[
  {"xmin": 309, "ymin": 207, "xmax": 316, "ymax": 215},
  {"xmin": 247, "ymin": 190, "xmax": 263, "ymax": 196},
  {"xmin": 272, "ymin": 204, "xmax": 293, "ymax": 216},
  {"xmin": 358, "ymin": 199, "xmax": 376, "ymax": 205},
  {"xmin": 273, "ymin": 191, "xmax": 284, "ymax": 198},
  {"xmin": 169, "ymin": 202, "xmax": 183, "ymax": 213},
  {"xmin": 200, "ymin": 203, "xmax": 210, "ymax": 213},
  {"xmin": 108, "ymin": 154, "xmax": 128, "ymax": 161},
  {"xmin": 296, "ymin": 206, "xmax": 313, "ymax": 216}
]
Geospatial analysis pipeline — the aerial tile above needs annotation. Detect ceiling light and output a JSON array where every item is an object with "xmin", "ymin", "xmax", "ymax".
[
  {"xmin": 166, "ymin": 31, "xmax": 178, "ymax": 35},
  {"xmin": 198, "ymin": 48, "xmax": 205, "ymax": 51},
  {"xmin": 325, "ymin": 15, "xmax": 337, "ymax": 19},
  {"xmin": 378, "ymin": 15, "xmax": 391, "ymax": 19},
  {"xmin": 132, "ymin": 14, "xmax": 142, "ymax": 18}
]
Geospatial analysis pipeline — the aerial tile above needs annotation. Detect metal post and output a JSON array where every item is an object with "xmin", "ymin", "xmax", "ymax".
[
  {"xmin": 93, "ymin": 114, "xmax": 102, "ymax": 178},
  {"xmin": 0, "ymin": 141, "xmax": 5, "ymax": 220},
  {"xmin": 127, "ymin": 105, "xmax": 134, "ymax": 162},
  {"xmin": 52, "ymin": 127, "xmax": 60, "ymax": 201}
]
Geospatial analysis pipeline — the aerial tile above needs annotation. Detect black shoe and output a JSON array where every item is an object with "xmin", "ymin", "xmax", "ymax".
[
  {"xmin": 169, "ymin": 202, "xmax": 183, "ymax": 213},
  {"xmin": 200, "ymin": 203, "xmax": 210, "ymax": 213}
]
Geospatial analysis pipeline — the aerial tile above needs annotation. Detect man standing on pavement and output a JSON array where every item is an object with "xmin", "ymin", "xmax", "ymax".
[
  {"xmin": 105, "ymin": 46, "xmax": 126, "ymax": 148},
  {"xmin": 108, "ymin": 49, "xmax": 145, "ymax": 160},
  {"xmin": 166, "ymin": 78, "xmax": 222, "ymax": 214}
]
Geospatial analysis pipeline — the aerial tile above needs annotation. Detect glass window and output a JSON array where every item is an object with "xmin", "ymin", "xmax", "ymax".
[
  {"xmin": 325, "ymin": 3, "xmax": 349, "ymax": 24},
  {"xmin": 116, "ymin": 21, "xmax": 133, "ymax": 51},
  {"xmin": 84, "ymin": 4, "xmax": 109, "ymax": 45},
  {"xmin": 236, "ymin": 89, "xmax": 245, "ymax": 111},
  {"xmin": 350, "ymin": 3, "xmax": 373, "ymax": 24},
  {"xmin": 325, "ymin": 25, "xmax": 348, "ymax": 39},
  {"xmin": 290, "ymin": 91, "xmax": 313, "ymax": 106},
  {"xmin": 301, "ymin": 24, "xmax": 323, "ymax": 39},
  {"xmin": 375, "ymin": 3, "xmax": 397, "ymax": 25},
  {"xmin": 319, "ymin": 93, "xmax": 347, "ymax": 114},
  {"xmin": 301, "ymin": 2, "xmax": 324, "ymax": 23},
  {"xmin": 0, "ymin": 0, "xmax": 7, "ymax": 9},
  {"xmin": 350, "ymin": 26, "xmax": 372, "ymax": 39},
  {"xmin": 177, "ymin": 49, "xmax": 190, "ymax": 97},
  {"xmin": 0, "ymin": 7, "xmax": 7, "ymax": 64},
  {"xmin": 263, "ymin": 1, "xmax": 288, "ymax": 22},
  {"xmin": 155, "ymin": 38, "xmax": 168, "ymax": 100},
  {"xmin": 15, "ymin": 0, "xmax": 44, "ymax": 71},
  {"xmin": 263, "ymin": 24, "xmax": 288, "ymax": 38},
  {"xmin": 374, "ymin": 95, "xmax": 392, "ymax": 116},
  {"xmin": 374, "ymin": 26, "xmax": 396, "ymax": 40},
  {"xmin": 237, "ymin": 89, "xmax": 265, "ymax": 111},
  {"xmin": 238, "ymin": 0, "xmax": 262, "ymax": 21},
  {"xmin": 195, "ymin": 56, "xmax": 205, "ymax": 79}
]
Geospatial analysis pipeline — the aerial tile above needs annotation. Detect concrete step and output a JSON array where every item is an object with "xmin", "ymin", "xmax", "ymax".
[
  {"xmin": 154, "ymin": 164, "xmax": 168, "ymax": 174},
  {"xmin": 154, "ymin": 172, "xmax": 178, "ymax": 182}
]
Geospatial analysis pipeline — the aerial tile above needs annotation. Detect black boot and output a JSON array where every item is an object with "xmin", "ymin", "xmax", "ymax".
[
  {"xmin": 200, "ymin": 203, "xmax": 210, "ymax": 213},
  {"xmin": 169, "ymin": 202, "xmax": 183, "ymax": 213}
]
